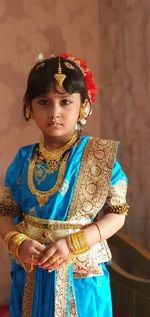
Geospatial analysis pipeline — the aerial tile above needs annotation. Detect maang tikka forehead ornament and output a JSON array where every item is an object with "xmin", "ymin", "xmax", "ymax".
[
  {"xmin": 54, "ymin": 58, "xmax": 66, "ymax": 87},
  {"xmin": 35, "ymin": 52, "xmax": 97, "ymax": 104}
]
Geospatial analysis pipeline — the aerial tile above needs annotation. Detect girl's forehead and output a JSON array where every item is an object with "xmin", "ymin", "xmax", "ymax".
[{"xmin": 38, "ymin": 86, "xmax": 80, "ymax": 99}]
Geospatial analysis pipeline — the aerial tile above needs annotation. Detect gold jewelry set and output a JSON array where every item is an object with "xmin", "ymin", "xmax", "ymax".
[
  {"xmin": 28, "ymin": 133, "xmax": 79, "ymax": 207},
  {"xmin": 3, "ymin": 231, "xmax": 34, "ymax": 273}
]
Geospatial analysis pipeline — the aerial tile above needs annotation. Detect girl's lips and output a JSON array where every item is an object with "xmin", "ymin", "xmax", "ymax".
[{"xmin": 48, "ymin": 122, "xmax": 62, "ymax": 127}]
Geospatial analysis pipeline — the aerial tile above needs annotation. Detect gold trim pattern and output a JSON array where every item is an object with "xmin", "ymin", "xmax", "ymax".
[
  {"xmin": 55, "ymin": 266, "xmax": 69, "ymax": 317},
  {"xmin": 0, "ymin": 187, "xmax": 22, "ymax": 218},
  {"xmin": 22, "ymin": 269, "xmax": 36, "ymax": 317},
  {"xmin": 67, "ymin": 138, "xmax": 119, "ymax": 221},
  {"xmin": 103, "ymin": 203, "xmax": 129, "ymax": 214},
  {"xmin": 103, "ymin": 178, "xmax": 129, "ymax": 215},
  {"xmin": 70, "ymin": 287, "xmax": 78, "ymax": 317},
  {"xmin": 22, "ymin": 215, "xmax": 84, "ymax": 230}
]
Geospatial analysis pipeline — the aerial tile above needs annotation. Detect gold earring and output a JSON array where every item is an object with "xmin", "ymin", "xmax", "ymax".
[
  {"xmin": 30, "ymin": 112, "xmax": 34, "ymax": 120},
  {"xmin": 25, "ymin": 107, "xmax": 31, "ymax": 120},
  {"xmin": 78, "ymin": 106, "xmax": 86, "ymax": 121}
]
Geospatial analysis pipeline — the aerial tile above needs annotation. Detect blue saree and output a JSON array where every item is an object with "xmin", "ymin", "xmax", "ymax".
[{"xmin": 3, "ymin": 136, "xmax": 128, "ymax": 317}]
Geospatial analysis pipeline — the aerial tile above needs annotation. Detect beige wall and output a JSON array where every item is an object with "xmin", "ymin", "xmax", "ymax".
[
  {"xmin": 0, "ymin": 0, "xmax": 100, "ymax": 305},
  {"xmin": 99, "ymin": 0, "xmax": 150, "ymax": 250}
]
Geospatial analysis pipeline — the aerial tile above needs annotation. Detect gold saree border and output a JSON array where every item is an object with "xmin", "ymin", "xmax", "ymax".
[
  {"xmin": 67, "ymin": 137, "xmax": 119, "ymax": 221},
  {"xmin": 55, "ymin": 266, "xmax": 69, "ymax": 317},
  {"xmin": 22, "ymin": 269, "xmax": 36, "ymax": 317},
  {"xmin": 70, "ymin": 287, "xmax": 78, "ymax": 317}
]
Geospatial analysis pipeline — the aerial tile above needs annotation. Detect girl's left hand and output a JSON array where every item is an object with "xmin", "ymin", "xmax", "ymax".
[{"xmin": 37, "ymin": 238, "xmax": 70, "ymax": 272}]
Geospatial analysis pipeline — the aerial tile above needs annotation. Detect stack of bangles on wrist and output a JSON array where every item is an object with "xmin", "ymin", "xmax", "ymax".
[
  {"xmin": 3, "ymin": 231, "xmax": 34, "ymax": 273},
  {"xmin": 66, "ymin": 223, "xmax": 101, "ymax": 255}
]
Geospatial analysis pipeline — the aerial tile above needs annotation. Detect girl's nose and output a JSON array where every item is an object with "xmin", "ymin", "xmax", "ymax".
[{"xmin": 48, "ymin": 108, "xmax": 60, "ymax": 119}]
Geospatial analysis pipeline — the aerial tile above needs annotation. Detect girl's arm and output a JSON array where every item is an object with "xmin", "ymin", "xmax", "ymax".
[
  {"xmin": 84, "ymin": 213, "xmax": 125, "ymax": 247},
  {"xmin": 0, "ymin": 216, "xmax": 19, "ymax": 238}
]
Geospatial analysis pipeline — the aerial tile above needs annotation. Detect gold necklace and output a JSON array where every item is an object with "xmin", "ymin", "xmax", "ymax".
[
  {"xmin": 28, "ymin": 133, "xmax": 79, "ymax": 207},
  {"xmin": 38, "ymin": 133, "xmax": 78, "ymax": 173},
  {"xmin": 28, "ymin": 151, "xmax": 70, "ymax": 207}
]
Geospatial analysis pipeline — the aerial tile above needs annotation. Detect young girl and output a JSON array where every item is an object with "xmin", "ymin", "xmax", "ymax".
[{"xmin": 0, "ymin": 53, "xmax": 129, "ymax": 317}]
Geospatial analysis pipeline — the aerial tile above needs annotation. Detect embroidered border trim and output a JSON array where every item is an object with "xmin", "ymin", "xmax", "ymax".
[
  {"xmin": 0, "ymin": 187, "xmax": 22, "ymax": 218},
  {"xmin": 67, "ymin": 138, "xmax": 119, "ymax": 221},
  {"xmin": 22, "ymin": 270, "xmax": 36, "ymax": 317},
  {"xmin": 55, "ymin": 266, "xmax": 69, "ymax": 317}
]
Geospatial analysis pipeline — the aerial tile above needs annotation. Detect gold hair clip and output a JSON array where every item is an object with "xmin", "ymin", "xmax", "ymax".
[
  {"xmin": 54, "ymin": 58, "xmax": 66, "ymax": 87},
  {"xmin": 64, "ymin": 62, "xmax": 74, "ymax": 70}
]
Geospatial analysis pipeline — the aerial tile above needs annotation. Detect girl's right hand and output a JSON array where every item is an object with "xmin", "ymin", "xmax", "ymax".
[{"xmin": 18, "ymin": 238, "xmax": 46, "ymax": 265}]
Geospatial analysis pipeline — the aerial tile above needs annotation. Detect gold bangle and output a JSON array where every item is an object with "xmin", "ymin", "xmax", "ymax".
[
  {"xmin": 67, "ymin": 230, "xmax": 90, "ymax": 255},
  {"xmin": 4, "ymin": 231, "xmax": 33, "ymax": 273},
  {"xmin": 66, "ymin": 235, "xmax": 74, "ymax": 252},
  {"xmin": 93, "ymin": 223, "xmax": 102, "ymax": 243},
  {"xmin": 14, "ymin": 237, "xmax": 29, "ymax": 257},
  {"xmin": 9, "ymin": 234, "xmax": 29, "ymax": 256},
  {"xmin": 3, "ymin": 231, "xmax": 20, "ymax": 250}
]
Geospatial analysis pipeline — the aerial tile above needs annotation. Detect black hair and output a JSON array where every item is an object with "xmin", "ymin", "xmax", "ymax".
[{"xmin": 23, "ymin": 57, "xmax": 91, "ymax": 120}]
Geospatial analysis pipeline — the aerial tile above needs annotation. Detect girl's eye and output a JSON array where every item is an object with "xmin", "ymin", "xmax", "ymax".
[
  {"xmin": 61, "ymin": 99, "xmax": 72, "ymax": 106},
  {"xmin": 39, "ymin": 99, "xmax": 50, "ymax": 105}
]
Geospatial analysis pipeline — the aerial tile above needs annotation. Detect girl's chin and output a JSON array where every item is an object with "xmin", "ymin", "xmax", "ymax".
[{"xmin": 43, "ymin": 130, "xmax": 76, "ymax": 140}]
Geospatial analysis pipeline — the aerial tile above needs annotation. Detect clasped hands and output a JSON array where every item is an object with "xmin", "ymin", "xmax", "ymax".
[{"xmin": 18, "ymin": 238, "xmax": 70, "ymax": 272}]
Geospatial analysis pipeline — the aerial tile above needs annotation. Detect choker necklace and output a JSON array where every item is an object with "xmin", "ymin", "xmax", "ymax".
[
  {"xmin": 28, "ymin": 133, "xmax": 79, "ymax": 206},
  {"xmin": 38, "ymin": 133, "xmax": 79, "ymax": 173}
]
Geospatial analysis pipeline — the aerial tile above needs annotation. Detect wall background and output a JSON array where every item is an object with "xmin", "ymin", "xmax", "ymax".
[
  {"xmin": 99, "ymin": 0, "xmax": 150, "ymax": 251},
  {"xmin": 0, "ymin": 0, "xmax": 150, "ymax": 306}
]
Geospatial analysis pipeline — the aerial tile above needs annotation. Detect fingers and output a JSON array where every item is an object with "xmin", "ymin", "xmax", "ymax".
[
  {"xmin": 34, "ymin": 240, "xmax": 46, "ymax": 253},
  {"xmin": 38, "ymin": 239, "xmax": 70, "ymax": 270},
  {"xmin": 47, "ymin": 258, "xmax": 69, "ymax": 272},
  {"xmin": 40, "ymin": 253, "xmax": 64, "ymax": 269},
  {"xmin": 38, "ymin": 245, "xmax": 57, "ymax": 265}
]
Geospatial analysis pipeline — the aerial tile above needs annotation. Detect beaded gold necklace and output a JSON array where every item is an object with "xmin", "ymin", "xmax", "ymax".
[
  {"xmin": 28, "ymin": 133, "xmax": 79, "ymax": 207},
  {"xmin": 38, "ymin": 133, "xmax": 78, "ymax": 173}
]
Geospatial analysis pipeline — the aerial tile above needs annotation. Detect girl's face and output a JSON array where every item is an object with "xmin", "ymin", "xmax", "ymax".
[{"xmin": 31, "ymin": 85, "xmax": 82, "ymax": 141}]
